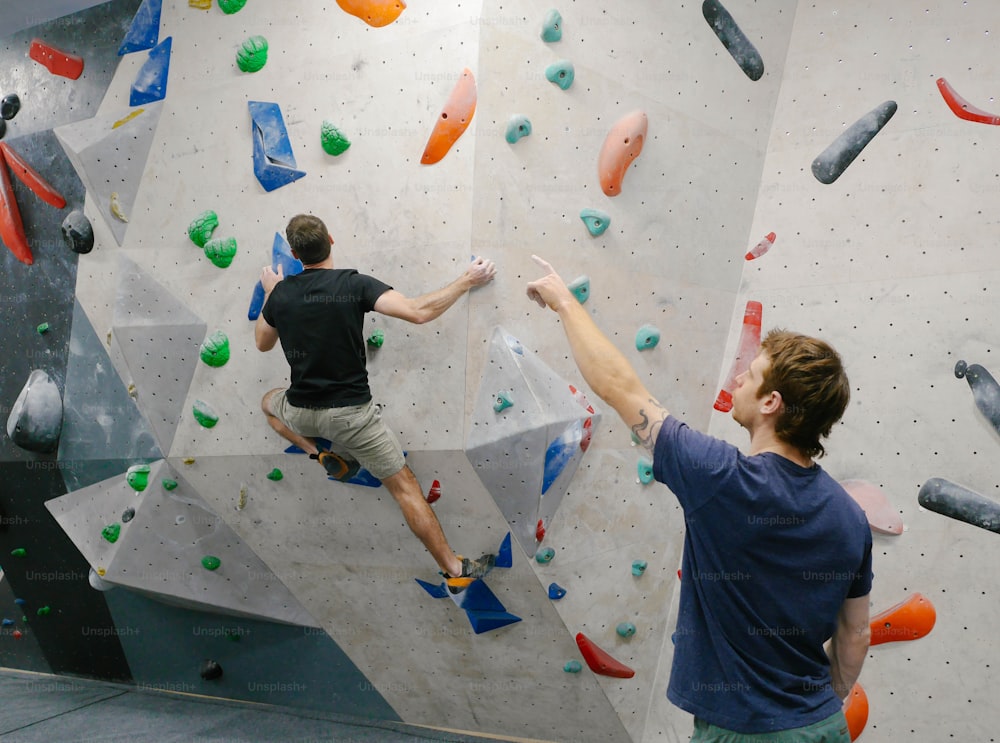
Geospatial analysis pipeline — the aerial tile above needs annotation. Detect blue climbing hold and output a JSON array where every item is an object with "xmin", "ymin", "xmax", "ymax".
[
  {"xmin": 579, "ymin": 208, "xmax": 610, "ymax": 237},
  {"xmin": 130, "ymin": 36, "xmax": 172, "ymax": 106},
  {"xmin": 548, "ymin": 582, "xmax": 566, "ymax": 600},
  {"xmin": 541, "ymin": 9, "xmax": 562, "ymax": 42},
  {"xmin": 505, "ymin": 115, "xmax": 532, "ymax": 144},
  {"xmin": 568, "ymin": 276, "xmax": 590, "ymax": 304},
  {"xmin": 249, "ymin": 101, "xmax": 307, "ymax": 192},
  {"xmin": 496, "ymin": 532, "xmax": 513, "ymax": 568},
  {"xmin": 637, "ymin": 457, "xmax": 654, "ymax": 484},
  {"xmin": 415, "ymin": 578, "xmax": 449, "ymax": 599},
  {"xmin": 119, "ymin": 0, "xmax": 163, "ymax": 55},
  {"xmin": 542, "ymin": 422, "xmax": 583, "ymax": 494},
  {"xmin": 635, "ymin": 324, "xmax": 660, "ymax": 350},
  {"xmin": 249, "ymin": 232, "xmax": 305, "ymax": 320},
  {"xmin": 545, "ymin": 60, "xmax": 575, "ymax": 90}
]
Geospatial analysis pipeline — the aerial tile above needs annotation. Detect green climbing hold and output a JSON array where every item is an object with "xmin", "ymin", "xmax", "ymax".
[
  {"xmin": 535, "ymin": 547, "xmax": 555, "ymax": 564},
  {"xmin": 635, "ymin": 324, "xmax": 660, "ymax": 351},
  {"xmin": 505, "ymin": 115, "xmax": 532, "ymax": 144},
  {"xmin": 493, "ymin": 390, "xmax": 513, "ymax": 412},
  {"xmin": 201, "ymin": 555, "xmax": 221, "ymax": 571},
  {"xmin": 187, "ymin": 210, "xmax": 218, "ymax": 248},
  {"xmin": 204, "ymin": 236, "xmax": 237, "ymax": 268},
  {"xmin": 320, "ymin": 121, "xmax": 351, "ymax": 156},
  {"xmin": 200, "ymin": 330, "xmax": 231, "ymax": 367},
  {"xmin": 564, "ymin": 660, "xmax": 582, "ymax": 673},
  {"xmin": 36, "ymin": 606, "xmax": 51, "ymax": 617},
  {"xmin": 102, "ymin": 524, "xmax": 121, "ymax": 543},
  {"xmin": 36, "ymin": 322, "xmax": 50, "ymax": 335},
  {"xmin": 219, "ymin": 0, "xmax": 248, "ymax": 14},
  {"xmin": 579, "ymin": 208, "xmax": 610, "ymax": 237},
  {"xmin": 616, "ymin": 621, "xmax": 636, "ymax": 638},
  {"xmin": 266, "ymin": 468, "xmax": 283, "ymax": 481},
  {"xmin": 631, "ymin": 559, "xmax": 647, "ymax": 576},
  {"xmin": 367, "ymin": 328, "xmax": 384, "ymax": 348},
  {"xmin": 541, "ymin": 9, "xmax": 563, "ymax": 42},
  {"xmin": 192, "ymin": 400, "xmax": 219, "ymax": 428},
  {"xmin": 545, "ymin": 60, "xmax": 574, "ymax": 90},
  {"xmin": 10, "ymin": 548, "xmax": 26, "ymax": 558},
  {"xmin": 568, "ymin": 275, "xmax": 590, "ymax": 304},
  {"xmin": 126, "ymin": 464, "xmax": 151, "ymax": 492},
  {"xmin": 237, "ymin": 35, "xmax": 268, "ymax": 72},
  {"xmin": 162, "ymin": 479, "xmax": 178, "ymax": 491},
  {"xmin": 637, "ymin": 457, "xmax": 654, "ymax": 485}
]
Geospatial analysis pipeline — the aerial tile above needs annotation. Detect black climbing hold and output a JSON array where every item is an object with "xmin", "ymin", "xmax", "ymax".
[
  {"xmin": 918, "ymin": 477, "xmax": 1000, "ymax": 534},
  {"xmin": 0, "ymin": 118, "xmax": 5, "ymax": 140},
  {"xmin": 62, "ymin": 210, "xmax": 95, "ymax": 254},
  {"xmin": 199, "ymin": 659, "xmax": 223, "ymax": 680},
  {"xmin": 955, "ymin": 359, "xmax": 968, "ymax": 379},
  {"xmin": 958, "ymin": 362, "xmax": 1000, "ymax": 436},
  {"xmin": 121, "ymin": 507, "xmax": 135, "ymax": 523},
  {"xmin": 6, "ymin": 370, "xmax": 63, "ymax": 453},
  {"xmin": 702, "ymin": 0, "xmax": 764, "ymax": 82},
  {"xmin": 1, "ymin": 93, "xmax": 21, "ymax": 120},
  {"xmin": 811, "ymin": 100, "xmax": 897, "ymax": 185}
]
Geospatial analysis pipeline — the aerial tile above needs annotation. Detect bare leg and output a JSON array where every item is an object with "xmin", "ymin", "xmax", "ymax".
[
  {"xmin": 381, "ymin": 466, "xmax": 463, "ymax": 577},
  {"xmin": 261, "ymin": 388, "xmax": 320, "ymax": 456}
]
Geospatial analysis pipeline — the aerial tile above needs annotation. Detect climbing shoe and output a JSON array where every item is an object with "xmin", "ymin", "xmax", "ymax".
[
  {"xmin": 311, "ymin": 450, "xmax": 361, "ymax": 482},
  {"xmin": 444, "ymin": 553, "xmax": 496, "ymax": 594}
]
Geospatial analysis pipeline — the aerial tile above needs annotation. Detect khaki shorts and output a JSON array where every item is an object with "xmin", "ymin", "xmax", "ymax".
[
  {"xmin": 270, "ymin": 391, "xmax": 405, "ymax": 481},
  {"xmin": 692, "ymin": 711, "xmax": 850, "ymax": 743}
]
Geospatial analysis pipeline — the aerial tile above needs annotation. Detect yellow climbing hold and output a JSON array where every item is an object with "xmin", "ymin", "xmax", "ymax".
[
  {"xmin": 110, "ymin": 192, "xmax": 128, "ymax": 222},
  {"xmin": 112, "ymin": 109, "xmax": 144, "ymax": 129}
]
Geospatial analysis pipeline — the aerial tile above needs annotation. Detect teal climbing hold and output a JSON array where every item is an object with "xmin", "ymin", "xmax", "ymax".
[
  {"xmin": 631, "ymin": 559, "xmax": 647, "ymax": 577},
  {"xmin": 126, "ymin": 464, "xmax": 150, "ymax": 492},
  {"xmin": 102, "ymin": 524, "xmax": 121, "ymax": 543},
  {"xmin": 505, "ymin": 115, "xmax": 532, "ymax": 144},
  {"xmin": 635, "ymin": 324, "xmax": 660, "ymax": 350},
  {"xmin": 201, "ymin": 555, "xmax": 221, "ymax": 570},
  {"xmin": 266, "ymin": 468, "xmax": 283, "ymax": 481},
  {"xmin": 187, "ymin": 210, "xmax": 219, "ymax": 247},
  {"xmin": 579, "ymin": 208, "xmax": 610, "ymax": 236},
  {"xmin": 545, "ymin": 60, "xmax": 574, "ymax": 90},
  {"xmin": 637, "ymin": 457, "xmax": 653, "ymax": 484},
  {"xmin": 568, "ymin": 276, "xmax": 590, "ymax": 304},
  {"xmin": 564, "ymin": 660, "xmax": 582, "ymax": 673},
  {"xmin": 541, "ymin": 9, "xmax": 563, "ymax": 42},
  {"xmin": 321, "ymin": 121, "xmax": 351, "ymax": 156},
  {"xmin": 192, "ymin": 400, "xmax": 219, "ymax": 428},
  {"xmin": 493, "ymin": 390, "xmax": 513, "ymax": 412},
  {"xmin": 535, "ymin": 547, "xmax": 555, "ymax": 564},
  {"xmin": 616, "ymin": 621, "xmax": 636, "ymax": 638}
]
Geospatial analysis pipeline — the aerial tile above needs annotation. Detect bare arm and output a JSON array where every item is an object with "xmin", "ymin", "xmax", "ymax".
[
  {"xmin": 373, "ymin": 257, "xmax": 495, "ymax": 324},
  {"xmin": 526, "ymin": 255, "xmax": 669, "ymax": 450},
  {"xmin": 255, "ymin": 265, "xmax": 282, "ymax": 352},
  {"xmin": 827, "ymin": 594, "xmax": 871, "ymax": 700}
]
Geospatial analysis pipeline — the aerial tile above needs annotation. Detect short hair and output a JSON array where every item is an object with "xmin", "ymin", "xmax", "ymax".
[
  {"xmin": 285, "ymin": 214, "xmax": 331, "ymax": 264},
  {"xmin": 757, "ymin": 329, "xmax": 850, "ymax": 459}
]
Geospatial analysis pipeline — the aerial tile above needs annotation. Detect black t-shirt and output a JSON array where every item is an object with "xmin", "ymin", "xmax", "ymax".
[{"xmin": 261, "ymin": 268, "xmax": 392, "ymax": 407}]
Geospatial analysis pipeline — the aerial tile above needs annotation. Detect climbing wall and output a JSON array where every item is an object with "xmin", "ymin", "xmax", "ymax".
[{"xmin": 3, "ymin": 0, "xmax": 1000, "ymax": 741}]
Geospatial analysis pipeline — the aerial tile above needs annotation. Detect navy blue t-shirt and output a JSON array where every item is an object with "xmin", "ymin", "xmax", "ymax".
[
  {"xmin": 653, "ymin": 416, "xmax": 872, "ymax": 734},
  {"xmin": 261, "ymin": 268, "xmax": 391, "ymax": 407}
]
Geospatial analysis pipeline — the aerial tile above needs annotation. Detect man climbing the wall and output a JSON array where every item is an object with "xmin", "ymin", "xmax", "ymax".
[
  {"xmin": 526, "ymin": 255, "xmax": 872, "ymax": 742},
  {"xmin": 255, "ymin": 214, "xmax": 498, "ymax": 591}
]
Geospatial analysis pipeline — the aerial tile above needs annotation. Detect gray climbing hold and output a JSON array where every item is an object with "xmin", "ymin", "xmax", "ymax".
[
  {"xmin": 568, "ymin": 275, "xmax": 590, "ymax": 304},
  {"xmin": 62, "ymin": 210, "xmax": 95, "ymax": 254},
  {"xmin": 702, "ymin": 0, "xmax": 764, "ymax": 82},
  {"xmin": 541, "ymin": 9, "xmax": 562, "ymax": 42},
  {"xmin": 505, "ymin": 115, "xmax": 532, "ymax": 144},
  {"xmin": 635, "ymin": 324, "xmax": 660, "ymax": 350},
  {"xmin": 545, "ymin": 60, "xmax": 574, "ymax": 90},
  {"xmin": 812, "ymin": 100, "xmax": 897, "ymax": 185},
  {"xmin": 579, "ymin": 208, "xmax": 610, "ymax": 236},
  {"xmin": 6, "ymin": 370, "xmax": 63, "ymax": 453}
]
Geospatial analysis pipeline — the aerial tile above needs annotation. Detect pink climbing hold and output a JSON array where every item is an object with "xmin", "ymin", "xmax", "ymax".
[
  {"xmin": 840, "ymin": 479, "xmax": 903, "ymax": 535},
  {"xmin": 714, "ymin": 301, "xmax": 763, "ymax": 412},
  {"xmin": 575, "ymin": 632, "xmax": 635, "ymax": 678}
]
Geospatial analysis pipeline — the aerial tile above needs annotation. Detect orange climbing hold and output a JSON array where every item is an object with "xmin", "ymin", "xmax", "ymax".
[
  {"xmin": 421, "ymin": 68, "xmax": 476, "ymax": 164},
  {"xmin": 0, "ymin": 143, "xmax": 67, "ymax": 209},
  {"xmin": 869, "ymin": 592, "xmax": 936, "ymax": 646},
  {"xmin": 426, "ymin": 479, "xmax": 441, "ymax": 504},
  {"xmin": 936, "ymin": 77, "xmax": 1000, "ymax": 125},
  {"xmin": 29, "ymin": 38, "xmax": 84, "ymax": 80},
  {"xmin": 598, "ymin": 110, "xmax": 648, "ymax": 196},
  {"xmin": 575, "ymin": 632, "xmax": 635, "ymax": 678},
  {"xmin": 840, "ymin": 479, "xmax": 903, "ymax": 535},
  {"xmin": 0, "ymin": 148, "xmax": 32, "ymax": 265},
  {"xmin": 335, "ymin": 0, "xmax": 406, "ymax": 27},
  {"xmin": 843, "ymin": 682, "xmax": 869, "ymax": 741}
]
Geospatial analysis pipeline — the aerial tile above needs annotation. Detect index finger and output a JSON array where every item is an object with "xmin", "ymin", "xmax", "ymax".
[{"xmin": 531, "ymin": 254, "xmax": 556, "ymax": 274}]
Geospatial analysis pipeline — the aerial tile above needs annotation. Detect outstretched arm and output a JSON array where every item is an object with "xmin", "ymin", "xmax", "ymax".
[
  {"xmin": 526, "ymin": 255, "xmax": 669, "ymax": 450},
  {"xmin": 827, "ymin": 594, "xmax": 871, "ymax": 700},
  {"xmin": 374, "ymin": 257, "xmax": 496, "ymax": 325}
]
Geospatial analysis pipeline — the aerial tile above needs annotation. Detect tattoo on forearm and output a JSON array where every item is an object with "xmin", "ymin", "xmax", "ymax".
[{"xmin": 631, "ymin": 400, "xmax": 668, "ymax": 450}]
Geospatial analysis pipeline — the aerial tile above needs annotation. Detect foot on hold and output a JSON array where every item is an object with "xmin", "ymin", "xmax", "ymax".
[
  {"xmin": 312, "ymin": 450, "xmax": 361, "ymax": 481},
  {"xmin": 444, "ymin": 553, "xmax": 496, "ymax": 594}
]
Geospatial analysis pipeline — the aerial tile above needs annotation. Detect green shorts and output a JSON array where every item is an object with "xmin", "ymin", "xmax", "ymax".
[
  {"xmin": 270, "ymin": 391, "xmax": 406, "ymax": 481},
  {"xmin": 692, "ymin": 711, "xmax": 850, "ymax": 743}
]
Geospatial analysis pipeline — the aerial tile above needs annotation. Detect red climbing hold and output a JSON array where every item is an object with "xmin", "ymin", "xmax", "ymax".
[
  {"xmin": 426, "ymin": 479, "xmax": 441, "ymax": 504},
  {"xmin": 843, "ymin": 682, "xmax": 869, "ymax": 741},
  {"xmin": 575, "ymin": 632, "xmax": 635, "ymax": 678},
  {"xmin": 580, "ymin": 417, "xmax": 593, "ymax": 452},
  {"xmin": 0, "ymin": 148, "xmax": 32, "ymax": 265},
  {"xmin": 0, "ymin": 143, "xmax": 67, "ymax": 209},
  {"xmin": 535, "ymin": 519, "xmax": 546, "ymax": 542},
  {"xmin": 936, "ymin": 77, "xmax": 1000, "ymax": 126},
  {"xmin": 869, "ymin": 592, "xmax": 936, "ymax": 645},
  {"xmin": 714, "ymin": 301, "xmax": 762, "ymax": 412},
  {"xmin": 29, "ymin": 39, "xmax": 85, "ymax": 80},
  {"xmin": 745, "ymin": 231, "xmax": 775, "ymax": 261}
]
